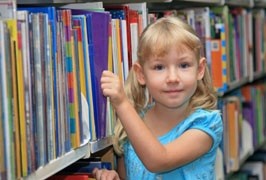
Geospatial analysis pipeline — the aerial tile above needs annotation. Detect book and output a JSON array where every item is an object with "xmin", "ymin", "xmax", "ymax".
[
  {"xmin": 48, "ymin": 174, "xmax": 94, "ymax": 180},
  {"xmin": 0, "ymin": 0, "xmax": 16, "ymax": 19},
  {"xmin": 127, "ymin": 2, "xmax": 148, "ymax": 34},
  {"xmin": 6, "ymin": 19, "xmax": 21, "ymax": 179},
  {"xmin": 17, "ymin": 10, "xmax": 36, "ymax": 174},
  {"xmin": 29, "ymin": 13, "xmax": 49, "ymax": 168},
  {"xmin": 230, "ymin": 8, "xmax": 245, "ymax": 82},
  {"xmin": 193, "ymin": 7, "xmax": 212, "ymax": 69},
  {"xmin": 210, "ymin": 15, "xmax": 228, "ymax": 93},
  {"xmin": 225, "ymin": 96, "xmax": 241, "ymax": 172},
  {"xmin": 71, "ymin": 9, "xmax": 110, "ymax": 139},
  {"xmin": 0, "ymin": 84, "xmax": 4, "ymax": 179},
  {"xmin": 0, "ymin": 19, "xmax": 15, "ymax": 180},
  {"xmin": 242, "ymin": 101, "xmax": 256, "ymax": 147},
  {"xmin": 72, "ymin": 19, "xmax": 86, "ymax": 103},
  {"xmin": 57, "ymin": 8, "xmax": 78, "ymax": 153},
  {"xmin": 70, "ymin": 11, "xmax": 97, "ymax": 141},
  {"xmin": 110, "ymin": 18, "xmax": 124, "ymax": 81},
  {"xmin": 176, "ymin": 8, "xmax": 195, "ymax": 29},
  {"xmin": 104, "ymin": 5, "xmax": 133, "ymax": 69},
  {"xmin": 108, "ymin": 9, "xmax": 129, "ymax": 81},
  {"xmin": 252, "ymin": 9, "xmax": 265, "ymax": 74},
  {"xmin": 211, "ymin": 6, "xmax": 231, "ymax": 85},
  {"xmin": 60, "ymin": 160, "xmax": 112, "ymax": 174},
  {"xmin": 72, "ymin": 14, "xmax": 95, "ymax": 141},
  {"xmin": 72, "ymin": 18, "xmax": 86, "ymax": 145},
  {"xmin": 70, "ymin": 27, "xmax": 82, "ymax": 149},
  {"xmin": 128, "ymin": 9, "xmax": 139, "ymax": 64},
  {"xmin": 19, "ymin": 6, "xmax": 62, "ymax": 158},
  {"xmin": 7, "ymin": 18, "xmax": 29, "ymax": 177}
]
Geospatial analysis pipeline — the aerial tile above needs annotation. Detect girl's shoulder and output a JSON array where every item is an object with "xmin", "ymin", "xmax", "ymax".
[
  {"xmin": 187, "ymin": 109, "xmax": 223, "ymax": 152},
  {"xmin": 186, "ymin": 109, "xmax": 223, "ymax": 133},
  {"xmin": 189, "ymin": 109, "xmax": 222, "ymax": 124}
]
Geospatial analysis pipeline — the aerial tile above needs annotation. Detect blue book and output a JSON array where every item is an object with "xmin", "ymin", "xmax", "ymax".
[
  {"xmin": 70, "ymin": 9, "xmax": 110, "ymax": 140},
  {"xmin": 72, "ymin": 14, "xmax": 95, "ymax": 141},
  {"xmin": 61, "ymin": 161, "xmax": 112, "ymax": 174},
  {"xmin": 18, "ymin": 6, "xmax": 61, "ymax": 159}
]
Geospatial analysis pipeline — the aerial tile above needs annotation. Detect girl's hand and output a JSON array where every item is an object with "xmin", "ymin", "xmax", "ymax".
[
  {"xmin": 101, "ymin": 70, "xmax": 127, "ymax": 108},
  {"xmin": 92, "ymin": 168, "xmax": 120, "ymax": 180}
]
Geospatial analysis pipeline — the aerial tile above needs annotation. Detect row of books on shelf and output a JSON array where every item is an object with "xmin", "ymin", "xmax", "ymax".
[
  {"xmin": 218, "ymin": 81, "xmax": 266, "ymax": 174},
  {"xmin": 0, "ymin": 1, "xmax": 149, "ymax": 179},
  {"xmin": 228, "ymin": 149, "xmax": 266, "ymax": 180},
  {"xmin": 149, "ymin": 5, "xmax": 266, "ymax": 93},
  {"xmin": 0, "ymin": 3, "xmax": 106, "ymax": 180}
]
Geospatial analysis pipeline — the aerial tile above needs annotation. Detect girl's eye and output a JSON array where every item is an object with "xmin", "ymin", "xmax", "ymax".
[
  {"xmin": 179, "ymin": 63, "xmax": 190, "ymax": 69},
  {"xmin": 154, "ymin": 64, "xmax": 164, "ymax": 70}
]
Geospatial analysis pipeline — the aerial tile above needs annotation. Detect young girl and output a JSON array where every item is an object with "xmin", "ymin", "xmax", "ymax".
[{"xmin": 94, "ymin": 16, "xmax": 223, "ymax": 179}]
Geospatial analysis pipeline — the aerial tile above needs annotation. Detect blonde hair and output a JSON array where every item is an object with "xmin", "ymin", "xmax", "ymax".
[{"xmin": 113, "ymin": 16, "xmax": 217, "ymax": 156}]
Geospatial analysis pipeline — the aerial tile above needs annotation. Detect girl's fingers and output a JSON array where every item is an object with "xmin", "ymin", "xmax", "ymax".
[
  {"xmin": 102, "ymin": 169, "xmax": 120, "ymax": 180},
  {"xmin": 92, "ymin": 168, "xmax": 120, "ymax": 180}
]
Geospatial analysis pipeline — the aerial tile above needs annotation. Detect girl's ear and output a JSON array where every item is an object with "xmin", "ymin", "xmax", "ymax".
[
  {"xmin": 133, "ymin": 63, "xmax": 146, "ymax": 85},
  {"xmin": 197, "ymin": 57, "xmax": 206, "ymax": 80}
]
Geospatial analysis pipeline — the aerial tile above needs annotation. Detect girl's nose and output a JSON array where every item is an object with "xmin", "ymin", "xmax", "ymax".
[{"xmin": 166, "ymin": 69, "xmax": 179, "ymax": 83}]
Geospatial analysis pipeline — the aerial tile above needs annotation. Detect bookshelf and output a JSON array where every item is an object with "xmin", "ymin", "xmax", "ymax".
[
  {"xmin": 90, "ymin": 136, "xmax": 113, "ymax": 154},
  {"xmin": 17, "ymin": 0, "xmax": 76, "ymax": 4},
  {"xmin": 225, "ymin": 0, "xmax": 254, "ymax": 7},
  {"xmin": 1, "ymin": 0, "xmax": 266, "ymax": 179},
  {"xmin": 24, "ymin": 137, "xmax": 113, "ymax": 179},
  {"xmin": 25, "ymin": 141, "xmax": 91, "ymax": 180}
]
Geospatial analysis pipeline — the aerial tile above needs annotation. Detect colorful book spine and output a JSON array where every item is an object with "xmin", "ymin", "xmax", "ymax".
[{"xmin": 0, "ymin": 19, "xmax": 16, "ymax": 180}]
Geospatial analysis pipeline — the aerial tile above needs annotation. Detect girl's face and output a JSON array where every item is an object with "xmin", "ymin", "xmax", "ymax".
[{"xmin": 135, "ymin": 46, "xmax": 205, "ymax": 110}]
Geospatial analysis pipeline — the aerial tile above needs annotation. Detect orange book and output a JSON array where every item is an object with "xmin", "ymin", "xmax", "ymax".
[
  {"xmin": 108, "ymin": 17, "xmax": 113, "ymax": 72},
  {"xmin": 73, "ymin": 19, "xmax": 86, "ymax": 99},
  {"xmin": 211, "ymin": 39, "xmax": 223, "ymax": 88},
  {"xmin": 210, "ymin": 21, "xmax": 227, "ymax": 92},
  {"xmin": 241, "ymin": 85, "xmax": 252, "ymax": 101},
  {"xmin": 226, "ymin": 98, "xmax": 240, "ymax": 172},
  {"xmin": 115, "ymin": 19, "xmax": 124, "ymax": 81}
]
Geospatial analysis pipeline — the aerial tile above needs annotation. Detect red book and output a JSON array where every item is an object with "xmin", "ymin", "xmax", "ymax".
[{"xmin": 48, "ymin": 174, "xmax": 94, "ymax": 180}]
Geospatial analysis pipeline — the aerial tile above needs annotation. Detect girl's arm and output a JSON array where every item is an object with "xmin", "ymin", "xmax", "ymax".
[
  {"xmin": 117, "ymin": 156, "xmax": 126, "ymax": 179},
  {"xmin": 101, "ymin": 71, "xmax": 213, "ymax": 173}
]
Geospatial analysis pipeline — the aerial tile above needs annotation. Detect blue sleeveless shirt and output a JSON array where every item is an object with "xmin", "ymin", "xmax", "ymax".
[{"xmin": 123, "ymin": 108, "xmax": 223, "ymax": 180}]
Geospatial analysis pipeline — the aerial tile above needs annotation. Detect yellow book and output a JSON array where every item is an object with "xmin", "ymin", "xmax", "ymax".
[
  {"xmin": 107, "ymin": 19, "xmax": 115, "ymax": 136},
  {"xmin": 108, "ymin": 19, "xmax": 113, "ymax": 72},
  {"xmin": 73, "ymin": 21, "xmax": 86, "ymax": 99},
  {"xmin": 115, "ymin": 19, "xmax": 124, "ymax": 81},
  {"xmin": 10, "ymin": 19, "xmax": 27, "ymax": 177},
  {"xmin": 0, "ymin": 19, "xmax": 16, "ymax": 180},
  {"xmin": 6, "ymin": 19, "xmax": 23, "ymax": 179}
]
